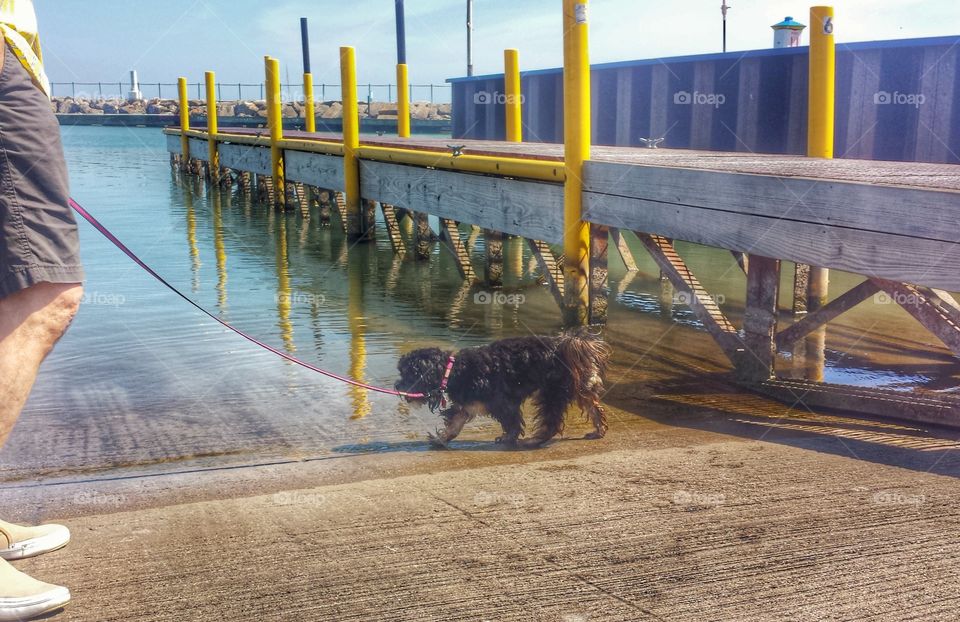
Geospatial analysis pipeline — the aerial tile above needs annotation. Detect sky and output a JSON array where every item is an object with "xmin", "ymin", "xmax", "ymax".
[{"xmin": 34, "ymin": 0, "xmax": 959, "ymax": 97}]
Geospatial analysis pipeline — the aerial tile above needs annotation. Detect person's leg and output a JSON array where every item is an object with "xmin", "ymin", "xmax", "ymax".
[{"xmin": 0, "ymin": 282, "xmax": 82, "ymax": 448}]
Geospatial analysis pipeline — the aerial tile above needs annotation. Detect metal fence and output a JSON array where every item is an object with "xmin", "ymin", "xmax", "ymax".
[{"xmin": 49, "ymin": 82, "xmax": 453, "ymax": 104}]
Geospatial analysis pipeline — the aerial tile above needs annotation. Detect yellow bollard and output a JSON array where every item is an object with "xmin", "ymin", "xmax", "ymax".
[
  {"xmin": 807, "ymin": 6, "xmax": 834, "ymax": 309},
  {"xmin": 396, "ymin": 63, "xmax": 410, "ymax": 138},
  {"xmin": 504, "ymin": 49, "xmax": 522, "ymax": 142},
  {"xmin": 204, "ymin": 71, "xmax": 219, "ymax": 183},
  {"xmin": 561, "ymin": 0, "xmax": 591, "ymax": 325},
  {"xmin": 264, "ymin": 56, "xmax": 285, "ymax": 207},
  {"xmin": 807, "ymin": 5, "xmax": 834, "ymax": 158},
  {"xmin": 177, "ymin": 77, "xmax": 190, "ymax": 165},
  {"xmin": 303, "ymin": 72, "xmax": 316, "ymax": 133},
  {"xmin": 340, "ymin": 46, "xmax": 362, "ymax": 238}
]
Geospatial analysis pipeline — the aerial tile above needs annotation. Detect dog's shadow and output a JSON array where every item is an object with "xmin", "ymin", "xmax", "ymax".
[
  {"xmin": 332, "ymin": 437, "xmax": 591, "ymax": 454},
  {"xmin": 332, "ymin": 439, "xmax": 512, "ymax": 454}
]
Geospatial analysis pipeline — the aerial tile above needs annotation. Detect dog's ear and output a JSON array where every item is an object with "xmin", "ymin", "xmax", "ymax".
[{"xmin": 397, "ymin": 348, "xmax": 448, "ymax": 388}]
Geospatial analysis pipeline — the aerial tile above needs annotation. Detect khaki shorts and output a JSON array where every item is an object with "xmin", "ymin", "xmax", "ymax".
[{"xmin": 0, "ymin": 43, "xmax": 83, "ymax": 300}]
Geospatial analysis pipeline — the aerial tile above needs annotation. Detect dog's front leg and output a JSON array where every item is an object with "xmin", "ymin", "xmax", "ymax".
[{"xmin": 428, "ymin": 404, "xmax": 472, "ymax": 448}]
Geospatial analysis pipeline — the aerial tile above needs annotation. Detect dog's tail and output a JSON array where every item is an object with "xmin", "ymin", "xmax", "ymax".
[{"xmin": 556, "ymin": 328, "xmax": 611, "ymax": 394}]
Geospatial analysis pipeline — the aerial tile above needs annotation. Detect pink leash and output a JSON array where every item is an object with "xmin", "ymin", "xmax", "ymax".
[{"xmin": 69, "ymin": 197, "xmax": 427, "ymax": 400}]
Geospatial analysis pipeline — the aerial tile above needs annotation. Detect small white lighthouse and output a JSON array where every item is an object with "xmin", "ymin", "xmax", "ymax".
[
  {"xmin": 771, "ymin": 16, "xmax": 806, "ymax": 48},
  {"xmin": 127, "ymin": 70, "xmax": 143, "ymax": 102}
]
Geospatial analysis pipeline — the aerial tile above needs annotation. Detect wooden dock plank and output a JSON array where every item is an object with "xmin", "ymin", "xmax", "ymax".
[
  {"xmin": 218, "ymin": 143, "xmax": 272, "ymax": 177},
  {"xmin": 582, "ymin": 161, "xmax": 960, "ymax": 244},
  {"xmin": 285, "ymin": 151, "xmax": 344, "ymax": 189},
  {"xmin": 169, "ymin": 128, "xmax": 960, "ymax": 193},
  {"xmin": 358, "ymin": 160, "xmax": 564, "ymax": 244},
  {"xmin": 585, "ymin": 189, "xmax": 960, "ymax": 292},
  {"xmin": 188, "ymin": 137, "xmax": 209, "ymax": 162}
]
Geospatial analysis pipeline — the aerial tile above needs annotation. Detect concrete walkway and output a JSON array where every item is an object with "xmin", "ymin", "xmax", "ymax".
[{"xmin": 10, "ymin": 395, "xmax": 960, "ymax": 622}]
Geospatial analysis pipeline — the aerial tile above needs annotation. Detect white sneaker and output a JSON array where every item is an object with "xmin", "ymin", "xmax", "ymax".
[
  {"xmin": 0, "ymin": 520, "xmax": 70, "ymax": 561},
  {"xmin": 0, "ymin": 558, "xmax": 70, "ymax": 621}
]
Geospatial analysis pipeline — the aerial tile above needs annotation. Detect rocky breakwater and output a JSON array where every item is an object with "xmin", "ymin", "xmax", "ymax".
[{"xmin": 51, "ymin": 97, "xmax": 452, "ymax": 121}]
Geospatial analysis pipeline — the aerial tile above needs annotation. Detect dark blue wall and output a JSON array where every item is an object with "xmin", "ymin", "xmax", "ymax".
[{"xmin": 449, "ymin": 36, "xmax": 960, "ymax": 164}]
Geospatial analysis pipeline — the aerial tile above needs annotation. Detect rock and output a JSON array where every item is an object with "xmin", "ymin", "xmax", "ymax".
[
  {"xmin": 102, "ymin": 102, "xmax": 120, "ymax": 114},
  {"xmin": 120, "ymin": 102, "xmax": 145, "ymax": 114},
  {"xmin": 367, "ymin": 102, "xmax": 392, "ymax": 117},
  {"xmin": 147, "ymin": 103, "xmax": 170, "ymax": 114},
  {"xmin": 217, "ymin": 103, "xmax": 234, "ymax": 117},
  {"xmin": 234, "ymin": 101, "xmax": 259, "ymax": 117},
  {"xmin": 281, "ymin": 103, "xmax": 297, "ymax": 118},
  {"xmin": 320, "ymin": 102, "xmax": 342, "ymax": 119},
  {"xmin": 438, "ymin": 103, "xmax": 452, "ymax": 115}
]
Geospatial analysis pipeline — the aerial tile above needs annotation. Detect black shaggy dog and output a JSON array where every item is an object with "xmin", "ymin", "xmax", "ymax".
[{"xmin": 395, "ymin": 330, "xmax": 611, "ymax": 448}]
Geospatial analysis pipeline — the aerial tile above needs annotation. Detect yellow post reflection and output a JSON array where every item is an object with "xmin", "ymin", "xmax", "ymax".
[
  {"xmin": 183, "ymin": 185, "xmax": 202, "ymax": 292},
  {"xmin": 347, "ymin": 253, "xmax": 371, "ymax": 419},
  {"xmin": 275, "ymin": 215, "xmax": 296, "ymax": 353},
  {"xmin": 211, "ymin": 190, "xmax": 229, "ymax": 311}
]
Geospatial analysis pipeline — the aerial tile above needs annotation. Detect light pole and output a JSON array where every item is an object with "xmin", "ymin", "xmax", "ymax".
[
  {"xmin": 721, "ymin": 1, "xmax": 731, "ymax": 52},
  {"xmin": 466, "ymin": 0, "xmax": 474, "ymax": 76}
]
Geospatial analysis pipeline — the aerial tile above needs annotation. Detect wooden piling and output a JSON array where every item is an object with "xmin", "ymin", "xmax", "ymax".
[
  {"xmin": 413, "ymin": 212, "xmax": 432, "ymax": 260},
  {"xmin": 589, "ymin": 224, "xmax": 610, "ymax": 324},
  {"xmin": 737, "ymin": 255, "xmax": 781, "ymax": 382},
  {"xmin": 484, "ymin": 229, "xmax": 504, "ymax": 286}
]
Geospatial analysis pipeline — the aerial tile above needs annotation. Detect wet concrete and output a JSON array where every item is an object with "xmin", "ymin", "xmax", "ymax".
[{"xmin": 10, "ymin": 385, "xmax": 960, "ymax": 621}]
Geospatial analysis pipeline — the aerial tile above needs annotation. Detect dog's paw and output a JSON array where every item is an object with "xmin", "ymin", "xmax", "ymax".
[
  {"xmin": 427, "ymin": 431, "xmax": 449, "ymax": 449},
  {"xmin": 583, "ymin": 431, "xmax": 605, "ymax": 440},
  {"xmin": 494, "ymin": 435, "xmax": 519, "ymax": 447}
]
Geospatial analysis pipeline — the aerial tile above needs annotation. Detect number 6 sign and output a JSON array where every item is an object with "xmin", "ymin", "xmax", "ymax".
[{"xmin": 823, "ymin": 15, "xmax": 834, "ymax": 35}]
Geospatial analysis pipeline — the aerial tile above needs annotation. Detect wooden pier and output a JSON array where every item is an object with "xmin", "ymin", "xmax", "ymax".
[{"xmin": 163, "ymin": 1, "xmax": 960, "ymax": 427}]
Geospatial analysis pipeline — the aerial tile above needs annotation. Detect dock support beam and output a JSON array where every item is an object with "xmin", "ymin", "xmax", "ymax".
[
  {"xmin": 413, "ymin": 212, "xmax": 432, "ymax": 260},
  {"xmin": 737, "ymin": 255, "xmax": 781, "ymax": 383},
  {"xmin": 177, "ymin": 77, "xmax": 190, "ymax": 170},
  {"xmin": 341, "ymin": 46, "xmax": 363, "ymax": 239},
  {"xmin": 484, "ymin": 230, "xmax": 504, "ymax": 286},
  {"xmin": 204, "ymin": 71, "xmax": 219, "ymax": 184},
  {"xmin": 264, "ymin": 56, "xmax": 285, "ymax": 208},
  {"xmin": 562, "ymin": 0, "xmax": 591, "ymax": 325}
]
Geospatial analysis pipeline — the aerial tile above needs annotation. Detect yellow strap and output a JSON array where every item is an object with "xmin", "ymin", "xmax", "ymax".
[{"xmin": 0, "ymin": 23, "xmax": 50, "ymax": 98}]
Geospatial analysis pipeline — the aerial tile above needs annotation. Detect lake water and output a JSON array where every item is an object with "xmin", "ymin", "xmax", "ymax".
[{"xmin": 1, "ymin": 126, "xmax": 957, "ymax": 483}]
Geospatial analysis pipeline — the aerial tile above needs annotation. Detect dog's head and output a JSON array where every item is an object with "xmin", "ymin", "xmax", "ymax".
[{"xmin": 395, "ymin": 348, "xmax": 450, "ymax": 403}]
